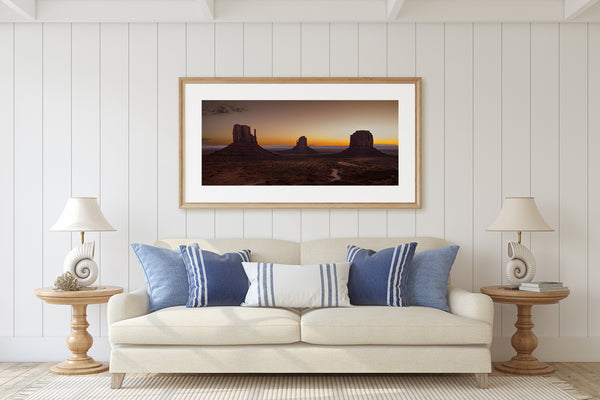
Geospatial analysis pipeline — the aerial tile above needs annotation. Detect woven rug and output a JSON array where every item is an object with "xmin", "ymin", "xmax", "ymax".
[{"xmin": 10, "ymin": 374, "xmax": 591, "ymax": 400}]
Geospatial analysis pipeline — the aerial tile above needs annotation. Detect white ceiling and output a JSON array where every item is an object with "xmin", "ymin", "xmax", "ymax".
[{"xmin": 1, "ymin": 0, "xmax": 599, "ymax": 22}]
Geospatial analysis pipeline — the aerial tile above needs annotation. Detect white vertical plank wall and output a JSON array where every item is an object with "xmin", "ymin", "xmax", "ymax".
[
  {"xmin": 71, "ymin": 23, "xmax": 101, "ymax": 337},
  {"xmin": 473, "ymin": 23, "xmax": 503, "ymax": 338},
  {"xmin": 589, "ymin": 24, "xmax": 600, "ymax": 338},
  {"xmin": 500, "ymin": 23, "xmax": 531, "ymax": 336},
  {"xmin": 128, "ymin": 23, "xmax": 158, "ymax": 291},
  {"xmin": 0, "ymin": 22, "xmax": 599, "ymax": 361},
  {"xmin": 444, "ymin": 24, "xmax": 473, "ymax": 291},
  {"xmin": 42, "ymin": 23, "xmax": 72, "ymax": 338},
  {"xmin": 13, "ymin": 24, "xmax": 43, "ymax": 337},
  {"xmin": 0, "ymin": 23, "xmax": 14, "ymax": 337},
  {"xmin": 559, "ymin": 24, "xmax": 588, "ymax": 337},
  {"xmin": 99, "ymin": 23, "xmax": 129, "ymax": 337},
  {"xmin": 530, "ymin": 23, "xmax": 560, "ymax": 337}
]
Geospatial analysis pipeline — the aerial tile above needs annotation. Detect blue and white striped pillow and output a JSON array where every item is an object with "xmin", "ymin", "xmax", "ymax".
[
  {"xmin": 346, "ymin": 243, "xmax": 417, "ymax": 306},
  {"xmin": 180, "ymin": 243, "xmax": 251, "ymax": 307},
  {"xmin": 241, "ymin": 262, "xmax": 351, "ymax": 308}
]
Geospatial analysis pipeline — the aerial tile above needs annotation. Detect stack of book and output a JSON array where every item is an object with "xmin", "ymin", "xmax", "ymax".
[{"xmin": 519, "ymin": 282, "xmax": 569, "ymax": 292}]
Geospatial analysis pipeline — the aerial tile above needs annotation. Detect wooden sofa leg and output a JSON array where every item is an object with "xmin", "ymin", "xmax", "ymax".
[
  {"xmin": 111, "ymin": 373, "xmax": 125, "ymax": 389},
  {"xmin": 475, "ymin": 373, "xmax": 489, "ymax": 389}
]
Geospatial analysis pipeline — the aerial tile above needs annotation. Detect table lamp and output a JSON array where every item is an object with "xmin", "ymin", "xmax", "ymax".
[
  {"xmin": 50, "ymin": 197, "xmax": 115, "ymax": 288},
  {"xmin": 486, "ymin": 197, "xmax": 553, "ymax": 288}
]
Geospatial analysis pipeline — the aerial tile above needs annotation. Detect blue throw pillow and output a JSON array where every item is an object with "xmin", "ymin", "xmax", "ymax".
[
  {"xmin": 131, "ymin": 244, "xmax": 189, "ymax": 313},
  {"xmin": 180, "ymin": 244, "xmax": 251, "ymax": 307},
  {"xmin": 406, "ymin": 245, "xmax": 460, "ymax": 312},
  {"xmin": 346, "ymin": 243, "xmax": 417, "ymax": 306}
]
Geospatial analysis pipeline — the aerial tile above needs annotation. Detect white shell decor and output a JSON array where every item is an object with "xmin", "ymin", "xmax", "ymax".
[
  {"xmin": 63, "ymin": 241, "xmax": 98, "ymax": 287},
  {"xmin": 505, "ymin": 241, "xmax": 536, "ymax": 286}
]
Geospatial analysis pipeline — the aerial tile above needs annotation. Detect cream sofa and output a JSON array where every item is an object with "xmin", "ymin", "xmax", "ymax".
[{"xmin": 107, "ymin": 237, "xmax": 493, "ymax": 389}]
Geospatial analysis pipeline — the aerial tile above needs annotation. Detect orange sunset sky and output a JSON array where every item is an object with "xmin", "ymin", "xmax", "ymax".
[{"xmin": 202, "ymin": 100, "xmax": 399, "ymax": 147}]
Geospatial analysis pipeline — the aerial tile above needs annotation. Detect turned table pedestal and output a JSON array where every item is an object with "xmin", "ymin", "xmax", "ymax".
[
  {"xmin": 480, "ymin": 285, "xmax": 569, "ymax": 375},
  {"xmin": 34, "ymin": 286, "xmax": 123, "ymax": 375}
]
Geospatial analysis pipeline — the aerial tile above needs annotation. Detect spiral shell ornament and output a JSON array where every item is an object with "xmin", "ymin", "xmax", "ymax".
[
  {"xmin": 505, "ymin": 241, "xmax": 536, "ymax": 287},
  {"xmin": 63, "ymin": 241, "xmax": 98, "ymax": 287}
]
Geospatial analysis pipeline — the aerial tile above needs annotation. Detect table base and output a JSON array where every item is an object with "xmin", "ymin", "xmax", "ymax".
[
  {"xmin": 495, "ymin": 357, "xmax": 555, "ymax": 375},
  {"xmin": 50, "ymin": 358, "xmax": 108, "ymax": 375}
]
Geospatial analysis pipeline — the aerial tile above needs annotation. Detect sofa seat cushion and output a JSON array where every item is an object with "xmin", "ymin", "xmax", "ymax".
[
  {"xmin": 300, "ymin": 306, "xmax": 492, "ymax": 345},
  {"xmin": 110, "ymin": 306, "xmax": 300, "ymax": 345}
]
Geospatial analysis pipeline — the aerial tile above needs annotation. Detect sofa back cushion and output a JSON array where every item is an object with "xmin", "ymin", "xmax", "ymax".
[
  {"xmin": 300, "ymin": 237, "xmax": 449, "ymax": 265},
  {"xmin": 156, "ymin": 238, "xmax": 300, "ymax": 264}
]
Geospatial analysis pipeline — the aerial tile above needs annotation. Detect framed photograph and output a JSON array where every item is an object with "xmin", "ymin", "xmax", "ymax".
[{"xmin": 179, "ymin": 77, "xmax": 421, "ymax": 209}]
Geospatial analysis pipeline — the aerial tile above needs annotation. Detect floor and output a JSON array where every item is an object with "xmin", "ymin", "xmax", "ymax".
[{"xmin": 0, "ymin": 362, "xmax": 598, "ymax": 399}]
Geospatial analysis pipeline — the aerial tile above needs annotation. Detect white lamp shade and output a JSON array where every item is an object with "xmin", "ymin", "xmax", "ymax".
[
  {"xmin": 50, "ymin": 197, "xmax": 115, "ymax": 232},
  {"xmin": 486, "ymin": 197, "xmax": 553, "ymax": 232}
]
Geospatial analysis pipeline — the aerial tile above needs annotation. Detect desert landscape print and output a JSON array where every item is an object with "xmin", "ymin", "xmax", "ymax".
[{"xmin": 201, "ymin": 100, "xmax": 399, "ymax": 186}]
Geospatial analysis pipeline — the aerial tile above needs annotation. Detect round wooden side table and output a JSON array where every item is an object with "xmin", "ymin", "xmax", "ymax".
[
  {"xmin": 34, "ymin": 286, "xmax": 123, "ymax": 375},
  {"xmin": 480, "ymin": 285, "xmax": 569, "ymax": 375}
]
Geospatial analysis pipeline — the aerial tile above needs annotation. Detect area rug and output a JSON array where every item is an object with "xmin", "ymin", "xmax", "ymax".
[{"xmin": 11, "ymin": 374, "xmax": 591, "ymax": 400}]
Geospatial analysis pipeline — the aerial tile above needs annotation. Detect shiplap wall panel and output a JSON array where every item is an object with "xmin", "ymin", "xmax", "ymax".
[
  {"xmin": 330, "ymin": 23, "xmax": 358, "ymax": 77},
  {"xmin": 473, "ymin": 23, "xmax": 503, "ymax": 338},
  {"xmin": 301, "ymin": 210, "xmax": 330, "ymax": 242},
  {"xmin": 386, "ymin": 23, "xmax": 416, "ymax": 238},
  {"xmin": 128, "ymin": 23, "xmax": 158, "ymax": 291},
  {"xmin": 589, "ymin": 24, "xmax": 600, "ymax": 337},
  {"xmin": 186, "ymin": 23, "xmax": 216, "ymax": 239},
  {"xmin": 273, "ymin": 23, "xmax": 301, "ymax": 77},
  {"xmin": 301, "ymin": 23, "xmax": 329, "ymax": 77},
  {"xmin": 358, "ymin": 23, "xmax": 386, "ymax": 77},
  {"xmin": 444, "ymin": 24, "xmax": 473, "ymax": 291},
  {"xmin": 530, "ymin": 23, "xmax": 560, "ymax": 337},
  {"xmin": 2, "ymin": 22, "xmax": 600, "ymax": 361},
  {"xmin": 71, "ymin": 23, "xmax": 102, "ymax": 335},
  {"xmin": 559, "ymin": 24, "xmax": 588, "ymax": 337},
  {"xmin": 0, "ymin": 23, "xmax": 14, "ymax": 336},
  {"xmin": 330, "ymin": 210, "xmax": 359, "ymax": 238},
  {"xmin": 13, "ymin": 23, "xmax": 43, "ymax": 336},
  {"xmin": 244, "ymin": 23, "xmax": 273, "ymax": 77},
  {"xmin": 272, "ymin": 210, "xmax": 301, "ymax": 242},
  {"xmin": 244, "ymin": 210, "xmax": 273, "ymax": 238},
  {"xmin": 215, "ymin": 24, "xmax": 243, "ymax": 77},
  {"xmin": 99, "ymin": 23, "xmax": 129, "ymax": 337},
  {"xmin": 415, "ymin": 24, "xmax": 444, "ymax": 239},
  {"xmin": 501, "ymin": 23, "xmax": 531, "ymax": 336},
  {"xmin": 215, "ymin": 209, "xmax": 244, "ymax": 238},
  {"xmin": 359, "ymin": 210, "xmax": 387, "ymax": 237},
  {"xmin": 158, "ymin": 24, "xmax": 187, "ymax": 241},
  {"xmin": 42, "ymin": 23, "xmax": 72, "ymax": 337}
]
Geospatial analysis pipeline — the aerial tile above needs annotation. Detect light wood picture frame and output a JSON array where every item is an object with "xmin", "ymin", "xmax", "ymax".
[{"xmin": 179, "ymin": 77, "xmax": 421, "ymax": 209}]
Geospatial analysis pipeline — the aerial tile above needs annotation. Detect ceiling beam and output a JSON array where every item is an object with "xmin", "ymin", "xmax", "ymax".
[
  {"xmin": 0, "ymin": 0, "xmax": 35, "ymax": 19},
  {"xmin": 196, "ymin": 0, "xmax": 214, "ymax": 19},
  {"xmin": 564, "ymin": 0, "xmax": 600, "ymax": 19},
  {"xmin": 387, "ymin": 0, "xmax": 406, "ymax": 20}
]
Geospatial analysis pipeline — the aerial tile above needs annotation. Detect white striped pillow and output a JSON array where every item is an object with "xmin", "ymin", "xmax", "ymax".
[{"xmin": 241, "ymin": 262, "xmax": 351, "ymax": 308}]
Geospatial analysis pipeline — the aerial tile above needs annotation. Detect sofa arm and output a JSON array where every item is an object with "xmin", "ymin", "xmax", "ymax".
[
  {"xmin": 108, "ymin": 287, "xmax": 150, "ymax": 326},
  {"xmin": 447, "ymin": 285, "xmax": 494, "ymax": 326}
]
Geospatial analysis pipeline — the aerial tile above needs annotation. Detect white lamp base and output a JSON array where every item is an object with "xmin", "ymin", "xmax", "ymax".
[
  {"xmin": 63, "ymin": 241, "xmax": 98, "ymax": 287},
  {"xmin": 505, "ymin": 241, "xmax": 536, "ymax": 287}
]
